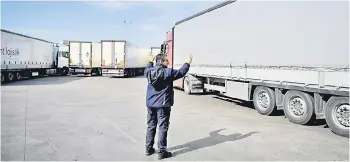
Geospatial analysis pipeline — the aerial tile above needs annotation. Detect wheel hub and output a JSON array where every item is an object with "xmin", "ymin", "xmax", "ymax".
[
  {"xmin": 16, "ymin": 73, "xmax": 21, "ymax": 80},
  {"xmin": 258, "ymin": 91, "xmax": 270, "ymax": 109},
  {"xmin": 8, "ymin": 73, "xmax": 14, "ymax": 81},
  {"xmin": 289, "ymin": 97, "xmax": 306, "ymax": 116},
  {"xmin": 335, "ymin": 104, "xmax": 349, "ymax": 127}
]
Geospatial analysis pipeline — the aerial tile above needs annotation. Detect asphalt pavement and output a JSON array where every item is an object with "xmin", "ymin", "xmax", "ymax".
[{"xmin": 1, "ymin": 76, "xmax": 349, "ymax": 161}]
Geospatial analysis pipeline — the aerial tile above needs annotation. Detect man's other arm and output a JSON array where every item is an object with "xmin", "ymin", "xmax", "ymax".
[{"xmin": 171, "ymin": 63, "xmax": 190, "ymax": 81}]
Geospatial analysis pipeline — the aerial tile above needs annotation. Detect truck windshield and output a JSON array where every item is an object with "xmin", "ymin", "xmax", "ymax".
[{"xmin": 60, "ymin": 52, "xmax": 70, "ymax": 58}]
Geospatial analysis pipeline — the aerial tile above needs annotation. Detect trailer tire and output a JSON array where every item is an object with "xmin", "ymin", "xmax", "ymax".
[
  {"xmin": 7, "ymin": 72, "xmax": 14, "ymax": 82},
  {"xmin": 15, "ymin": 72, "xmax": 22, "ymax": 80},
  {"xmin": 62, "ymin": 67, "xmax": 69, "ymax": 76},
  {"xmin": 325, "ymin": 96, "xmax": 349, "ymax": 138},
  {"xmin": 1, "ymin": 73, "xmax": 5, "ymax": 82},
  {"xmin": 253, "ymin": 86, "xmax": 276, "ymax": 116},
  {"xmin": 184, "ymin": 77, "xmax": 192, "ymax": 95},
  {"xmin": 283, "ymin": 90, "xmax": 315, "ymax": 125},
  {"xmin": 97, "ymin": 68, "xmax": 102, "ymax": 76}
]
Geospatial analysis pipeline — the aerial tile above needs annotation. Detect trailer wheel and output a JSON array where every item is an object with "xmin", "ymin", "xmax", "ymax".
[
  {"xmin": 15, "ymin": 72, "xmax": 22, "ymax": 80},
  {"xmin": 98, "ymin": 68, "xmax": 102, "ymax": 76},
  {"xmin": 325, "ymin": 96, "xmax": 349, "ymax": 138},
  {"xmin": 62, "ymin": 67, "xmax": 69, "ymax": 76},
  {"xmin": 283, "ymin": 90, "xmax": 314, "ymax": 125},
  {"xmin": 1, "ymin": 73, "xmax": 5, "ymax": 82},
  {"xmin": 184, "ymin": 77, "xmax": 192, "ymax": 95},
  {"xmin": 253, "ymin": 86, "xmax": 276, "ymax": 116},
  {"xmin": 7, "ymin": 72, "xmax": 14, "ymax": 82}
]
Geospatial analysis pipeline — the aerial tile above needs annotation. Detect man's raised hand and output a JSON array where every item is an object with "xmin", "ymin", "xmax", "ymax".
[
  {"xmin": 186, "ymin": 54, "xmax": 193, "ymax": 64},
  {"xmin": 149, "ymin": 53, "xmax": 154, "ymax": 62}
]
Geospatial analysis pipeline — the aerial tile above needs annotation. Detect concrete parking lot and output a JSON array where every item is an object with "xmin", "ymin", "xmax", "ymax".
[{"xmin": 1, "ymin": 76, "xmax": 349, "ymax": 161}]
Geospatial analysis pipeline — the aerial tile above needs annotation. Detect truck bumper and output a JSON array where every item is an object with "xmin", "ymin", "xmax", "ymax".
[
  {"xmin": 70, "ymin": 68, "xmax": 92, "ymax": 74},
  {"xmin": 102, "ymin": 69, "xmax": 125, "ymax": 77}
]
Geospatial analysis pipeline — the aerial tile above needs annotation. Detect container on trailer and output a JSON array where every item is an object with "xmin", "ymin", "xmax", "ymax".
[
  {"xmin": 1, "ymin": 29, "xmax": 54, "ymax": 71},
  {"xmin": 101, "ymin": 40, "xmax": 149, "ymax": 77},
  {"xmin": 1, "ymin": 29, "xmax": 69, "ymax": 82},
  {"xmin": 101, "ymin": 40, "xmax": 126, "ymax": 69},
  {"xmin": 69, "ymin": 41, "xmax": 101, "ymax": 75},
  {"xmin": 69, "ymin": 41, "xmax": 91, "ymax": 68},
  {"xmin": 170, "ymin": 0, "xmax": 349, "ymax": 137}
]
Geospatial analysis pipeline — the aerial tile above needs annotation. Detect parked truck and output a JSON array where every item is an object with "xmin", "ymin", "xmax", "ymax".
[
  {"xmin": 69, "ymin": 41, "xmax": 102, "ymax": 76},
  {"xmin": 166, "ymin": 1, "xmax": 349, "ymax": 137},
  {"xmin": 150, "ymin": 47, "xmax": 161, "ymax": 56},
  {"xmin": 101, "ymin": 40, "xmax": 149, "ymax": 77},
  {"xmin": 1, "ymin": 29, "xmax": 70, "ymax": 83}
]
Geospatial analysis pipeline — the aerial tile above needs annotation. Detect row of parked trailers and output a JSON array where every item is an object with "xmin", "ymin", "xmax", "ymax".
[
  {"xmin": 1, "ymin": 29, "xmax": 161, "ymax": 83},
  {"xmin": 68, "ymin": 40, "xmax": 155, "ymax": 77}
]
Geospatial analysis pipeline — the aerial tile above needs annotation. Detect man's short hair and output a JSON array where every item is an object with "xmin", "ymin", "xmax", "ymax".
[{"xmin": 155, "ymin": 53, "xmax": 167, "ymax": 63}]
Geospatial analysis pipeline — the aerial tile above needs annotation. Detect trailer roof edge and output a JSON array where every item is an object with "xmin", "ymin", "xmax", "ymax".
[
  {"xmin": 1, "ymin": 29, "xmax": 54, "ymax": 44},
  {"xmin": 174, "ymin": 0, "xmax": 235, "ymax": 26},
  {"xmin": 68, "ymin": 40, "xmax": 93, "ymax": 43},
  {"xmin": 100, "ymin": 40, "xmax": 127, "ymax": 43}
]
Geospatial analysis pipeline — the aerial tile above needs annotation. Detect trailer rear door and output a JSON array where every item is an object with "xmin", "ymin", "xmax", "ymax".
[
  {"xmin": 69, "ymin": 42, "xmax": 80, "ymax": 67},
  {"xmin": 102, "ymin": 41, "xmax": 113, "ymax": 68},
  {"xmin": 114, "ymin": 41, "xmax": 125, "ymax": 68},
  {"xmin": 92, "ymin": 42, "xmax": 102, "ymax": 68},
  {"xmin": 81, "ymin": 42, "xmax": 92, "ymax": 67}
]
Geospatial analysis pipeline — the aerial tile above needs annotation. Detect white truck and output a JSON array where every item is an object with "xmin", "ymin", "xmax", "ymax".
[
  {"xmin": 1, "ymin": 29, "xmax": 70, "ymax": 83},
  {"xmin": 169, "ymin": 1, "xmax": 349, "ymax": 137},
  {"xmin": 69, "ymin": 41, "xmax": 102, "ymax": 76},
  {"xmin": 101, "ymin": 40, "xmax": 149, "ymax": 77},
  {"xmin": 150, "ymin": 47, "xmax": 161, "ymax": 56}
]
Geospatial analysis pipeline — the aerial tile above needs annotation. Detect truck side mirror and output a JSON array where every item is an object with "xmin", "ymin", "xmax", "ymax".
[{"xmin": 160, "ymin": 44, "xmax": 165, "ymax": 53}]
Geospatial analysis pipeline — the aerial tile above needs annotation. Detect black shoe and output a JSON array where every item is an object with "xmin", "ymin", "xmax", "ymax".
[
  {"xmin": 158, "ymin": 151, "xmax": 172, "ymax": 160},
  {"xmin": 146, "ymin": 147, "xmax": 155, "ymax": 156}
]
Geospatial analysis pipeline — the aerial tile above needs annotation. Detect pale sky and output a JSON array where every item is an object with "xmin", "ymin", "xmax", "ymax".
[{"xmin": 1, "ymin": 0, "xmax": 220, "ymax": 48}]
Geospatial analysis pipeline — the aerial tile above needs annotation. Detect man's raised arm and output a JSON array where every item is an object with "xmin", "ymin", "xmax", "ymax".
[
  {"xmin": 144, "ymin": 53, "xmax": 154, "ymax": 77},
  {"xmin": 171, "ymin": 54, "xmax": 193, "ymax": 81}
]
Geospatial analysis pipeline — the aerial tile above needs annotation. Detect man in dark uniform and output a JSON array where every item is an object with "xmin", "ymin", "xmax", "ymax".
[{"xmin": 144, "ymin": 53, "xmax": 192, "ymax": 159}]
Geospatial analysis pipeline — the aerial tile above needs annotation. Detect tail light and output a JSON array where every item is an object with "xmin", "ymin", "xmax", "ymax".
[{"xmin": 101, "ymin": 60, "xmax": 105, "ymax": 66}]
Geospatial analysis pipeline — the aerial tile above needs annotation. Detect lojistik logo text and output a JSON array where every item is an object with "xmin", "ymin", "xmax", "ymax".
[{"xmin": 0, "ymin": 47, "xmax": 20, "ymax": 57}]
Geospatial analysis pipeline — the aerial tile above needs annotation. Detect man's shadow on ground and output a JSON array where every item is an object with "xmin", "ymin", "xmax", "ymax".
[{"xmin": 168, "ymin": 129, "xmax": 258, "ymax": 157}]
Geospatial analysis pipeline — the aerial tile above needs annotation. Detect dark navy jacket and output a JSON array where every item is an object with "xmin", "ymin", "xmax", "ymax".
[{"xmin": 145, "ymin": 62, "xmax": 190, "ymax": 108}]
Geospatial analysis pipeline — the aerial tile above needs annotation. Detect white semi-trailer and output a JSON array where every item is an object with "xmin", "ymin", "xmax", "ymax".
[
  {"xmin": 169, "ymin": 1, "xmax": 349, "ymax": 137},
  {"xmin": 69, "ymin": 41, "xmax": 102, "ymax": 76},
  {"xmin": 1, "ymin": 29, "xmax": 69, "ymax": 83},
  {"xmin": 101, "ymin": 40, "xmax": 149, "ymax": 77},
  {"xmin": 150, "ymin": 47, "xmax": 161, "ymax": 56}
]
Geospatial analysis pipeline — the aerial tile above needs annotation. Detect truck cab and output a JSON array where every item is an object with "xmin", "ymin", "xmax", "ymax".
[
  {"xmin": 161, "ymin": 29, "xmax": 182, "ymax": 87},
  {"xmin": 57, "ymin": 44, "xmax": 70, "ymax": 69},
  {"xmin": 50, "ymin": 43, "xmax": 70, "ymax": 76},
  {"xmin": 161, "ymin": 30, "xmax": 173, "ymax": 67}
]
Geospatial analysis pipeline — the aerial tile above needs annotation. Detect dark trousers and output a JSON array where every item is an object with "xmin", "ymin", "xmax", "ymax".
[{"xmin": 146, "ymin": 107, "xmax": 171, "ymax": 152}]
